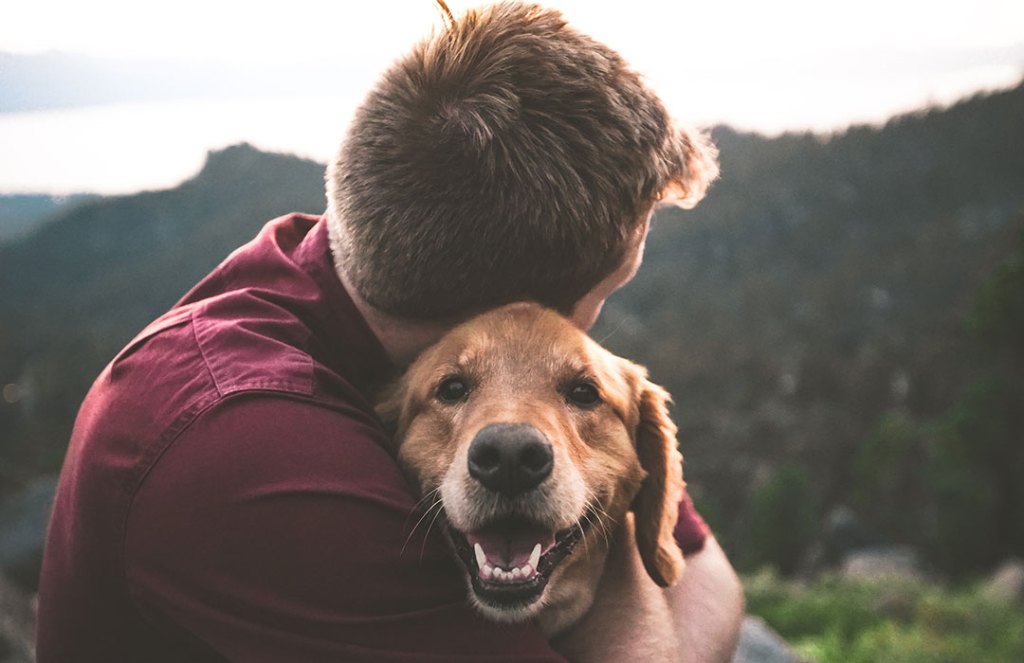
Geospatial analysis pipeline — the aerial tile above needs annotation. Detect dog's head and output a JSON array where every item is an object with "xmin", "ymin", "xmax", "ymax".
[{"xmin": 379, "ymin": 302, "xmax": 685, "ymax": 628}]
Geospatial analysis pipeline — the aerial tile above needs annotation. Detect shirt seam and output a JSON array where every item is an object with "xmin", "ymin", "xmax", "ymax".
[{"xmin": 191, "ymin": 311, "xmax": 225, "ymax": 397}]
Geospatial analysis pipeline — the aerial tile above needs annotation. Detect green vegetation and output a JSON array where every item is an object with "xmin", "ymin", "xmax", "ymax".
[
  {"xmin": 745, "ymin": 571, "xmax": 1024, "ymax": 663},
  {"xmin": 744, "ymin": 464, "xmax": 818, "ymax": 575}
]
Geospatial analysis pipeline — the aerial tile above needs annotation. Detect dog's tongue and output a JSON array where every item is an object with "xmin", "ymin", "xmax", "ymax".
[{"xmin": 466, "ymin": 521, "xmax": 556, "ymax": 570}]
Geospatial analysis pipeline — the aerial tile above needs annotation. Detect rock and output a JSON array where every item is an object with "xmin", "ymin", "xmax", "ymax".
[
  {"xmin": 840, "ymin": 545, "xmax": 925, "ymax": 582},
  {"xmin": 982, "ymin": 558, "xmax": 1024, "ymax": 603},
  {"xmin": 732, "ymin": 616, "xmax": 805, "ymax": 663}
]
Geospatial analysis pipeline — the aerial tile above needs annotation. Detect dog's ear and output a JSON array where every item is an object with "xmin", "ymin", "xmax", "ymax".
[{"xmin": 633, "ymin": 380, "xmax": 686, "ymax": 587}]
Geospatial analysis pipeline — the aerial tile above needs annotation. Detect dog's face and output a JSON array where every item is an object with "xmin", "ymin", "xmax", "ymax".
[{"xmin": 379, "ymin": 302, "xmax": 685, "ymax": 632}]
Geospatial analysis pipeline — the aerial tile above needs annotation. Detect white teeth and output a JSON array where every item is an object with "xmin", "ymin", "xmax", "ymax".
[
  {"xmin": 529, "ymin": 543, "xmax": 542, "ymax": 570},
  {"xmin": 474, "ymin": 543, "xmax": 487, "ymax": 569},
  {"xmin": 473, "ymin": 543, "xmax": 545, "ymax": 583},
  {"xmin": 482, "ymin": 563, "xmax": 537, "ymax": 583}
]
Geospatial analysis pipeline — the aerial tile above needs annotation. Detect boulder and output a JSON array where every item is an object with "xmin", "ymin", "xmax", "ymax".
[
  {"xmin": 732, "ymin": 616, "xmax": 805, "ymax": 663},
  {"xmin": 982, "ymin": 558, "xmax": 1024, "ymax": 603}
]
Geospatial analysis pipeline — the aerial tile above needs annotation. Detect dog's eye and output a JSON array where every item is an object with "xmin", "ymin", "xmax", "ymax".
[
  {"xmin": 567, "ymin": 381, "xmax": 601, "ymax": 407},
  {"xmin": 437, "ymin": 377, "xmax": 470, "ymax": 404}
]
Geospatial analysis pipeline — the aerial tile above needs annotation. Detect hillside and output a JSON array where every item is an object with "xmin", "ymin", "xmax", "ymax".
[
  {"xmin": 2, "ymin": 83, "xmax": 1023, "ymax": 583},
  {"xmin": 0, "ymin": 194, "xmax": 98, "ymax": 244}
]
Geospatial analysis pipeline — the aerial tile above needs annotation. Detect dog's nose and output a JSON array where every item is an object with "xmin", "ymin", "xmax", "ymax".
[{"xmin": 467, "ymin": 424, "xmax": 553, "ymax": 496}]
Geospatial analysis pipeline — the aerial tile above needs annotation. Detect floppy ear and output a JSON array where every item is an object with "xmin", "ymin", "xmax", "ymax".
[{"xmin": 633, "ymin": 380, "xmax": 686, "ymax": 587}]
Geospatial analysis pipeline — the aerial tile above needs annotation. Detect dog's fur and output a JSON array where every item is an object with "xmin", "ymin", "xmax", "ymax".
[{"xmin": 378, "ymin": 302, "xmax": 686, "ymax": 634}]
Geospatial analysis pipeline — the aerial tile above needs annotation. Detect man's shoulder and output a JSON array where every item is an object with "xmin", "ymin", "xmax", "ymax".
[{"xmin": 99, "ymin": 299, "xmax": 316, "ymax": 435}]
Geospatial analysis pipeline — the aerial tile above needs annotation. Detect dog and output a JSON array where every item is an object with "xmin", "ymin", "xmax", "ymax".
[{"xmin": 378, "ymin": 301, "xmax": 686, "ymax": 635}]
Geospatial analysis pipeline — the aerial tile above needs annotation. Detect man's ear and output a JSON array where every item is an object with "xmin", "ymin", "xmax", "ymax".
[{"xmin": 633, "ymin": 380, "xmax": 686, "ymax": 587}]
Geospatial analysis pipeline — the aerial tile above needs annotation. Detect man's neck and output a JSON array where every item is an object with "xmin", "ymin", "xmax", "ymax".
[{"xmin": 337, "ymin": 268, "xmax": 452, "ymax": 367}]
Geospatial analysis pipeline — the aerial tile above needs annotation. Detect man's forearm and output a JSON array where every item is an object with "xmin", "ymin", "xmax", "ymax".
[
  {"xmin": 552, "ymin": 520, "xmax": 744, "ymax": 662},
  {"xmin": 667, "ymin": 535, "xmax": 745, "ymax": 663}
]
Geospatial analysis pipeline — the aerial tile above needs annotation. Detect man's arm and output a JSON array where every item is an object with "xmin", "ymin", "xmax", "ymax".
[
  {"xmin": 667, "ymin": 534, "xmax": 745, "ymax": 663},
  {"xmin": 553, "ymin": 516, "xmax": 744, "ymax": 663}
]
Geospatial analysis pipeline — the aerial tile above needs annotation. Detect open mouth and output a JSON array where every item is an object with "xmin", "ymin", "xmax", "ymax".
[{"xmin": 447, "ymin": 512, "xmax": 591, "ymax": 610}]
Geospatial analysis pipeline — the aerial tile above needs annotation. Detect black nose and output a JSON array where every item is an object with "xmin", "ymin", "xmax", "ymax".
[{"xmin": 467, "ymin": 424, "xmax": 554, "ymax": 496}]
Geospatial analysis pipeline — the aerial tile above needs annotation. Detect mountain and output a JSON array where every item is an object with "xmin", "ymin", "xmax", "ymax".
[
  {"xmin": 0, "ymin": 194, "xmax": 98, "ymax": 244},
  {"xmin": 2, "ymin": 83, "xmax": 1023, "ymax": 582}
]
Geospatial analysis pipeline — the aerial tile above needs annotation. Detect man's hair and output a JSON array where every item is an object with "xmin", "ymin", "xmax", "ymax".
[{"xmin": 326, "ymin": 1, "xmax": 718, "ymax": 320}]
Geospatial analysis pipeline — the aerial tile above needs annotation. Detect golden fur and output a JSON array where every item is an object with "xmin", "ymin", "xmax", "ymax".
[{"xmin": 378, "ymin": 302, "xmax": 685, "ymax": 634}]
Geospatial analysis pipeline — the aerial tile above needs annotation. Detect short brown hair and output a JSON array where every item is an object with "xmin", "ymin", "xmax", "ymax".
[{"xmin": 326, "ymin": 1, "xmax": 717, "ymax": 320}]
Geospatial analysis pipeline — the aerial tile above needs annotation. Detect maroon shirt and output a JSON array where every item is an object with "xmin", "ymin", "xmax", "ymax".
[{"xmin": 36, "ymin": 214, "xmax": 707, "ymax": 662}]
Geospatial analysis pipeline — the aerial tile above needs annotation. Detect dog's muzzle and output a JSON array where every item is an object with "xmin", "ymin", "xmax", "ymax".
[{"xmin": 445, "ymin": 423, "xmax": 588, "ymax": 611}]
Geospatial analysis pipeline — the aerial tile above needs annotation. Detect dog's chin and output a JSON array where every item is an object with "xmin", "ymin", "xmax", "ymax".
[{"xmin": 445, "ymin": 511, "xmax": 592, "ymax": 622}]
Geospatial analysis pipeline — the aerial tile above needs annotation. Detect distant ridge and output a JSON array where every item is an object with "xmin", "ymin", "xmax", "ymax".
[{"xmin": 0, "ymin": 194, "xmax": 98, "ymax": 244}]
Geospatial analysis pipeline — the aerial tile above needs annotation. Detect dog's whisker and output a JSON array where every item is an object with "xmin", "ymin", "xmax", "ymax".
[
  {"xmin": 400, "ymin": 504, "xmax": 439, "ymax": 559},
  {"xmin": 401, "ymin": 495, "xmax": 444, "ymax": 558},
  {"xmin": 402, "ymin": 488, "xmax": 442, "ymax": 538},
  {"xmin": 419, "ymin": 502, "xmax": 448, "ymax": 563},
  {"xmin": 406, "ymin": 487, "xmax": 442, "ymax": 519},
  {"xmin": 595, "ymin": 314, "xmax": 628, "ymax": 345},
  {"xmin": 584, "ymin": 506, "xmax": 614, "ymax": 549},
  {"xmin": 591, "ymin": 513, "xmax": 610, "ymax": 549}
]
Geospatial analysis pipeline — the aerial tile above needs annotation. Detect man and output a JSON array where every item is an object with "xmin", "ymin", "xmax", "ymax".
[{"xmin": 37, "ymin": 3, "xmax": 743, "ymax": 661}]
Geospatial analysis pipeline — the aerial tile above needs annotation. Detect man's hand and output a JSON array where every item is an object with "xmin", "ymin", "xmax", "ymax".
[
  {"xmin": 665, "ymin": 534, "xmax": 745, "ymax": 663},
  {"xmin": 551, "ymin": 515, "xmax": 744, "ymax": 663}
]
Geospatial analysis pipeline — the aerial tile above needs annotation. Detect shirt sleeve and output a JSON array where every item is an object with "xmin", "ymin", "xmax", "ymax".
[
  {"xmin": 125, "ymin": 394, "xmax": 565, "ymax": 662},
  {"xmin": 674, "ymin": 493, "xmax": 709, "ymax": 556}
]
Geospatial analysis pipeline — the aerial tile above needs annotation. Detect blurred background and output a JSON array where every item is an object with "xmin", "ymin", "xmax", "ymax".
[{"xmin": 1, "ymin": 1, "xmax": 1023, "ymax": 661}]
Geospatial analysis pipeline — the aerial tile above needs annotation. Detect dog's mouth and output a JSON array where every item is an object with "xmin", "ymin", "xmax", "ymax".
[{"xmin": 447, "ymin": 511, "xmax": 590, "ymax": 610}]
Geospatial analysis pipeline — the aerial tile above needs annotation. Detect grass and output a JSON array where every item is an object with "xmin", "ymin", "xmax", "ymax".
[{"xmin": 743, "ymin": 570, "xmax": 1024, "ymax": 662}]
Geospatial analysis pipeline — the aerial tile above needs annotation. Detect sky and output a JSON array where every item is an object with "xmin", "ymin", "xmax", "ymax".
[{"xmin": 1, "ymin": 0, "xmax": 1022, "ymax": 193}]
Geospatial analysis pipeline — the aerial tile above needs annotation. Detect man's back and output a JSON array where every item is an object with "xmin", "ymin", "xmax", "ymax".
[{"xmin": 36, "ymin": 214, "xmax": 566, "ymax": 661}]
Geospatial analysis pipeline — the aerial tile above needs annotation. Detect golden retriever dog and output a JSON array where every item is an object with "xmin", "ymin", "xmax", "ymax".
[{"xmin": 378, "ymin": 301, "xmax": 687, "ymax": 636}]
